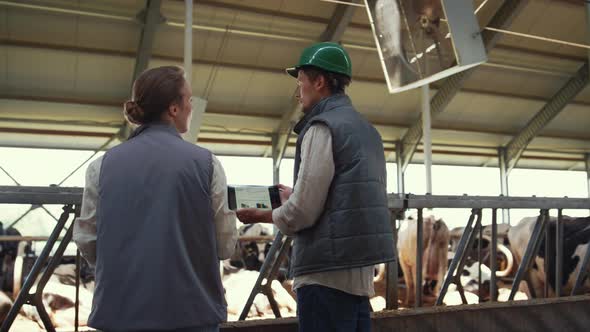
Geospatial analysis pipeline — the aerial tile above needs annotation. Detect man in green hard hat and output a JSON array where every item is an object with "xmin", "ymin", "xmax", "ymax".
[{"xmin": 237, "ymin": 42, "xmax": 396, "ymax": 331}]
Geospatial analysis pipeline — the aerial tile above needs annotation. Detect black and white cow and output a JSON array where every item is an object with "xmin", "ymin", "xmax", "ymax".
[
  {"xmin": 508, "ymin": 216, "xmax": 590, "ymax": 297},
  {"xmin": 0, "ymin": 224, "xmax": 21, "ymax": 323},
  {"xmin": 232, "ymin": 224, "xmax": 272, "ymax": 271},
  {"xmin": 443, "ymin": 260, "xmax": 493, "ymax": 305},
  {"xmin": 448, "ymin": 225, "xmax": 514, "ymax": 278}
]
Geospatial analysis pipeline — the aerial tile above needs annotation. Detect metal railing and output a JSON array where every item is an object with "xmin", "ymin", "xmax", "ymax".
[
  {"xmin": 387, "ymin": 194, "xmax": 590, "ymax": 309},
  {"xmin": 0, "ymin": 185, "xmax": 284, "ymax": 330},
  {"xmin": 3, "ymin": 186, "xmax": 590, "ymax": 326},
  {"xmin": 0, "ymin": 185, "xmax": 82, "ymax": 332},
  {"xmin": 238, "ymin": 193, "xmax": 590, "ymax": 318}
]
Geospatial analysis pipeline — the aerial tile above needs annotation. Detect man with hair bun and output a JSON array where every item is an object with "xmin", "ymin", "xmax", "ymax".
[{"xmin": 73, "ymin": 66, "xmax": 237, "ymax": 332}]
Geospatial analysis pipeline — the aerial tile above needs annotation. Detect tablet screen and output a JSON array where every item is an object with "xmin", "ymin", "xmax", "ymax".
[{"xmin": 228, "ymin": 186, "xmax": 281, "ymax": 210}]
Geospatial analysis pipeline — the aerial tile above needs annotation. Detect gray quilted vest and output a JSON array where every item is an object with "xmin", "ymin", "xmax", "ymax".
[
  {"xmin": 291, "ymin": 93, "xmax": 396, "ymax": 277},
  {"xmin": 90, "ymin": 123, "xmax": 226, "ymax": 330}
]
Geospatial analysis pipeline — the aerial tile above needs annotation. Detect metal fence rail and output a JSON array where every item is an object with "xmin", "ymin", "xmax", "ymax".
[
  {"xmin": 386, "ymin": 193, "xmax": 590, "ymax": 309},
  {"xmin": 2, "ymin": 186, "xmax": 590, "ymax": 324},
  {"xmin": 403, "ymin": 194, "xmax": 590, "ymax": 209},
  {"xmin": 0, "ymin": 185, "xmax": 83, "ymax": 205},
  {"xmin": 0, "ymin": 186, "xmax": 81, "ymax": 332}
]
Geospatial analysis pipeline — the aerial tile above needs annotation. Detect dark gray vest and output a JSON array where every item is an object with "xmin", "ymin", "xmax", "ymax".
[
  {"xmin": 291, "ymin": 94, "xmax": 396, "ymax": 277},
  {"xmin": 90, "ymin": 123, "xmax": 226, "ymax": 331}
]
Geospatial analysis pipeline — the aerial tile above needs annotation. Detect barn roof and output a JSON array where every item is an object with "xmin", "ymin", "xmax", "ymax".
[{"xmin": 1, "ymin": 0, "xmax": 589, "ymax": 171}]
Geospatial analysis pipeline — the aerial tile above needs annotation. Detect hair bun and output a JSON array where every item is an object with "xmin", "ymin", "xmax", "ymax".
[{"xmin": 124, "ymin": 100, "xmax": 145, "ymax": 124}]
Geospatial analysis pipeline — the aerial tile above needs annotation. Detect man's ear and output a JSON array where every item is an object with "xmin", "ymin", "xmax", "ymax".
[
  {"xmin": 313, "ymin": 74, "xmax": 326, "ymax": 91},
  {"xmin": 168, "ymin": 103, "xmax": 179, "ymax": 118}
]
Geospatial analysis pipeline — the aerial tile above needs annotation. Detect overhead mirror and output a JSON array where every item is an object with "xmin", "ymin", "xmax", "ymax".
[{"xmin": 364, "ymin": 0, "xmax": 487, "ymax": 93}]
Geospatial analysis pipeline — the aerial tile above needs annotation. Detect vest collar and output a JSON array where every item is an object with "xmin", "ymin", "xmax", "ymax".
[
  {"xmin": 129, "ymin": 122, "xmax": 182, "ymax": 140},
  {"xmin": 293, "ymin": 93, "xmax": 351, "ymax": 134}
]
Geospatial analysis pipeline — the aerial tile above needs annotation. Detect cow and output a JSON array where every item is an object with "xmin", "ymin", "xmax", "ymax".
[
  {"xmin": 228, "ymin": 224, "xmax": 272, "ymax": 272},
  {"xmin": 223, "ymin": 270, "xmax": 297, "ymax": 321},
  {"xmin": 448, "ymin": 226, "xmax": 514, "ymax": 278},
  {"xmin": 0, "ymin": 291, "xmax": 11, "ymax": 325},
  {"xmin": 455, "ymin": 260, "xmax": 494, "ymax": 302},
  {"xmin": 482, "ymin": 224, "xmax": 511, "ymax": 243},
  {"xmin": 373, "ymin": 258, "xmax": 504, "ymax": 307},
  {"xmin": 0, "ymin": 224, "xmax": 23, "ymax": 324},
  {"xmin": 0, "ymin": 225, "xmax": 22, "ymax": 294},
  {"xmin": 449, "ymin": 224, "xmax": 511, "ymax": 251},
  {"xmin": 221, "ymin": 225, "xmax": 296, "ymax": 320},
  {"xmin": 442, "ymin": 262, "xmax": 483, "ymax": 306},
  {"xmin": 0, "ymin": 221, "xmax": 95, "ymax": 328},
  {"xmin": 411, "ymin": 0, "xmax": 444, "ymax": 25},
  {"xmin": 442, "ymin": 260, "xmax": 527, "ymax": 305},
  {"xmin": 397, "ymin": 215, "xmax": 450, "ymax": 305},
  {"xmin": 508, "ymin": 216, "xmax": 590, "ymax": 298},
  {"xmin": 17, "ymin": 264, "xmax": 94, "ymax": 329}
]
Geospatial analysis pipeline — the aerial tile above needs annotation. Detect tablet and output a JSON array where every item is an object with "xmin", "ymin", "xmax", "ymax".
[{"xmin": 228, "ymin": 185, "xmax": 282, "ymax": 211}]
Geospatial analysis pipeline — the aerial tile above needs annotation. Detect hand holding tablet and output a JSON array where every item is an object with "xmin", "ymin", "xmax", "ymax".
[
  {"xmin": 228, "ymin": 185, "xmax": 282, "ymax": 211},
  {"xmin": 230, "ymin": 185, "xmax": 290, "ymax": 225}
]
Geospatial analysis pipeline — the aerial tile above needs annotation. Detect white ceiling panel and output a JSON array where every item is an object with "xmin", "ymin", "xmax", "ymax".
[
  {"xmin": 0, "ymin": 0, "xmax": 588, "ymax": 167},
  {"xmin": 4, "ymin": 46, "xmax": 78, "ymax": 95}
]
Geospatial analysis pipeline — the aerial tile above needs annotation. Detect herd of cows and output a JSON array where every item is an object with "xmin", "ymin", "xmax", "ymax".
[
  {"xmin": 387, "ymin": 214, "xmax": 590, "ymax": 307},
  {"xmin": 0, "ymin": 214, "xmax": 589, "ymax": 328}
]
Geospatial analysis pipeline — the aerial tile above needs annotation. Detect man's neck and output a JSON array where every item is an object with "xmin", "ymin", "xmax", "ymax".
[{"xmin": 303, "ymin": 92, "xmax": 334, "ymax": 114}]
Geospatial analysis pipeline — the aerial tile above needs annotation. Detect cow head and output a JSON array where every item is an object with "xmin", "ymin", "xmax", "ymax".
[
  {"xmin": 412, "ymin": 0, "xmax": 443, "ymax": 25},
  {"xmin": 460, "ymin": 260, "xmax": 497, "ymax": 301},
  {"xmin": 422, "ymin": 216, "xmax": 450, "ymax": 297},
  {"xmin": 230, "ymin": 224, "xmax": 272, "ymax": 271}
]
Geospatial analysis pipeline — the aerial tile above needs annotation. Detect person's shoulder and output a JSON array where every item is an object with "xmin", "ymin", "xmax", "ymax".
[
  {"xmin": 84, "ymin": 155, "xmax": 104, "ymax": 182},
  {"xmin": 178, "ymin": 140, "xmax": 213, "ymax": 159},
  {"xmin": 307, "ymin": 122, "xmax": 331, "ymax": 134},
  {"xmin": 88, "ymin": 155, "xmax": 104, "ymax": 172}
]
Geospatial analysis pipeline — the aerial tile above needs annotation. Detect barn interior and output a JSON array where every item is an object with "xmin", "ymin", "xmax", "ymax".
[{"xmin": 1, "ymin": 0, "xmax": 590, "ymax": 331}]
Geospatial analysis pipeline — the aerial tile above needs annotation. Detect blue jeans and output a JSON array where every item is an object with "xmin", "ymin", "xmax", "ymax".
[{"xmin": 296, "ymin": 285, "xmax": 371, "ymax": 332}]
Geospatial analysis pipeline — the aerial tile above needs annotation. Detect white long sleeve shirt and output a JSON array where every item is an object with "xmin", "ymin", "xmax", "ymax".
[
  {"xmin": 73, "ymin": 154, "xmax": 238, "ymax": 267},
  {"xmin": 272, "ymin": 124, "xmax": 375, "ymax": 297}
]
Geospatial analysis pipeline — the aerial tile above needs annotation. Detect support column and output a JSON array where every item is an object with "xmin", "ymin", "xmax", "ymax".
[
  {"xmin": 422, "ymin": 84, "xmax": 432, "ymax": 195},
  {"xmin": 587, "ymin": 1, "xmax": 590, "ymax": 67},
  {"xmin": 395, "ymin": 142, "xmax": 405, "ymax": 194},
  {"xmin": 180, "ymin": 0, "xmax": 208, "ymax": 144},
  {"xmin": 181, "ymin": 97, "xmax": 207, "ymax": 143},
  {"xmin": 585, "ymin": 153, "xmax": 590, "ymax": 202},
  {"xmin": 271, "ymin": 134, "xmax": 281, "ymax": 235},
  {"xmin": 184, "ymin": 0, "xmax": 193, "ymax": 84},
  {"xmin": 586, "ymin": 1, "xmax": 590, "ymax": 214},
  {"xmin": 272, "ymin": 134, "xmax": 280, "ymax": 185},
  {"xmin": 498, "ymin": 147, "xmax": 510, "ymax": 224}
]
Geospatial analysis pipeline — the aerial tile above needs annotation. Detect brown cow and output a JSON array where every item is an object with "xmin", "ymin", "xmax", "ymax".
[{"xmin": 397, "ymin": 215, "xmax": 449, "ymax": 305}]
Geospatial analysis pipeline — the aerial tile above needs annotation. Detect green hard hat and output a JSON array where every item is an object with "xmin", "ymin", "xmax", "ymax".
[{"xmin": 286, "ymin": 42, "xmax": 352, "ymax": 78}]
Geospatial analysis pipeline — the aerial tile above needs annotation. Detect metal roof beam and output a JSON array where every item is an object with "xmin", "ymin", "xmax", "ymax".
[
  {"xmin": 7, "ymin": 37, "xmax": 588, "ymax": 92},
  {"xmin": 118, "ymin": 0, "xmax": 163, "ymax": 140},
  {"xmin": 319, "ymin": 1, "xmax": 358, "ymax": 42},
  {"xmin": 5, "ymin": 96, "xmax": 590, "ymax": 144},
  {"xmin": 272, "ymin": 0, "xmax": 357, "ymax": 171},
  {"xmin": 504, "ymin": 1, "xmax": 590, "ymax": 172},
  {"xmin": 587, "ymin": 0, "xmax": 590, "ymax": 66},
  {"xmin": 504, "ymin": 62, "xmax": 589, "ymax": 172},
  {"xmin": 132, "ymin": 0, "xmax": 163, "ymax": 81},
  {"xmin": 398, "ymin": 0, "xmax": 529, "ymax": 172}
]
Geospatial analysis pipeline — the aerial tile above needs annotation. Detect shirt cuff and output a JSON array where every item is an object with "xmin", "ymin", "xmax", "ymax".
[{"xmin": 272, "ymin": 207, "xmax": 295, "ymax": 236}]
